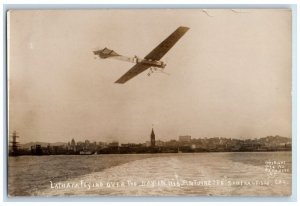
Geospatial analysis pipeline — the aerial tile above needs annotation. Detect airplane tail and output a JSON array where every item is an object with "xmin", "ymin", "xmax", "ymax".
[
  {"xmin": 93, "ymin": 48, "xmax": 120, "ymax": 59},
  {"xmin": 94, "ymin": 48, "xmax": 137, "ymax": 63}
]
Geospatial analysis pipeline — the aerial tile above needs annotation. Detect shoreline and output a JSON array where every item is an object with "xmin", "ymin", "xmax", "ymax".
[{"xmin": 8, "ymin": 149, "xmax": 292, "ymax": 157}]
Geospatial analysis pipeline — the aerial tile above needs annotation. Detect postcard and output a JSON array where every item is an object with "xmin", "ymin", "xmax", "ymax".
[{"xmin": 7, "ymin": 9, "xmax": 292, "ymax": 196}]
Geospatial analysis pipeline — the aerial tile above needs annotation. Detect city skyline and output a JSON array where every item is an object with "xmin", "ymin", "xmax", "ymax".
[
  {"xmin": 11, "ymin": 132, "xmax": 292, "ymax": 156},
  {"xmin": 12, "ymin": 129, "xmax": 292, "ymax": 145},
  {"xmin": 8, "ymin": 10, "xmax": 291, "ymax": 143}
]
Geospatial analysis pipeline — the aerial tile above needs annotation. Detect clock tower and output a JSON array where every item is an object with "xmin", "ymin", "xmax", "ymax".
[{"xmin": 151, "ymin": 128, "xmax": 155, "ymax": 147}]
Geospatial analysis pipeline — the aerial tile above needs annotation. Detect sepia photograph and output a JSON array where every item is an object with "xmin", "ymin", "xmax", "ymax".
[{"xmin": 7, "ymin": 9, "xmax": 292, "ymax": 197}]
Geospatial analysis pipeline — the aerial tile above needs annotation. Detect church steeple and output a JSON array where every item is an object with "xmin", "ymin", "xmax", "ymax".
[{"xmin": 151, "ymin": 127, "xmax": 155, "ymax": 147}]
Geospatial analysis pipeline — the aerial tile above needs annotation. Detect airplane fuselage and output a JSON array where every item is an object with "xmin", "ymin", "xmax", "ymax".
[
  {"xmin": 93, "ymin": 48, "xmax": 166, "ymax": 69},
  {"xmin": 133, "ymin": 56, "xmax": 166, "ymax": 68}
]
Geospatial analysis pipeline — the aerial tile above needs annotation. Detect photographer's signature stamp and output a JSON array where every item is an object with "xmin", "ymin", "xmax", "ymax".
[{"xmin": 265, "ymin": 160, "xmax": 289, "ymax": 176}]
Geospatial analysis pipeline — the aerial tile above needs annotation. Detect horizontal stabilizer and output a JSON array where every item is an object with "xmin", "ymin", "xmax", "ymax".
[{"xmin": 93, "ymin": 48, "xmax": 120, "ymax": 59}]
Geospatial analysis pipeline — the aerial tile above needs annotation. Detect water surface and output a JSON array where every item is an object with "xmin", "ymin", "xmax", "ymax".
[{"xmin": 8, "ymin": 152, "xmax": 292, "ymax": 196}]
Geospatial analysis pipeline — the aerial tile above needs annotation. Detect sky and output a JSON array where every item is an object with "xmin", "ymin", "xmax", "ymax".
[{"xmin": 8, "ymin": 9, "xmax": 292, "ymax": 143}]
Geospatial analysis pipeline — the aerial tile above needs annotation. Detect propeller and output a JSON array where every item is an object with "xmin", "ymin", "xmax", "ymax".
[{"xmin": 159, "ymin": 57, "xmax": 170, "ymax": 75}]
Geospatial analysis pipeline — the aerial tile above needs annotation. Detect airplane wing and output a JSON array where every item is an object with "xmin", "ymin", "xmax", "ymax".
[
  {"xmin": 144, "ymin": 26, "xmax": 190, "ymax": 60},
  {"xmin": 115, "ymin": 63, "xmax": 151, "ymax": 84},
  {"xmin": 115, "ymin": 26, "xmax": 189, "ymax": 84}
]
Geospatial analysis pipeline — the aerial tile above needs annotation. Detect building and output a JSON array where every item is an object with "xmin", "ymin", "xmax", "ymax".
[
  {"xmin": 98, "ymin": 141, "xmax": 107, "ymax": 149},
  {"xmin": 84, "ymin": 140, "xmax": 90, "ymax": 149},
  {"xmin": 164, "ymin": 139, "xmax": 178, "ymax": 147},
  {"xmin": 155, "ymin": 140, "xmax": 165, "ymax": 147},
  {"xmin": 151, "ymin": 128, "xmax": 155, "ymax": 147},
  {"xmin": 108, "ymin": 141, "xmax": 119, "ymax": 148},
  {"xmin": 70, "ymin": 138, "xmax": 76, "ymax": 152},
  {"xmin": 179, "ymin": 135, "xmax": 191, "ymax": 142},
  {"xmin": 31, "ymin": 144, "xmax": 43, "ymax": 155}
]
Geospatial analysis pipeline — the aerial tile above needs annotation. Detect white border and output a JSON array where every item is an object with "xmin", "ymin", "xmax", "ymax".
[{"xmin": 1, "ymin": 1, "xmax": 299, "ymax": 206}]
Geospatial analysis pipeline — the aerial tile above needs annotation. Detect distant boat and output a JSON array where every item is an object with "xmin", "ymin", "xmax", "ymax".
[{"xmin": 79, "ymin": 150, "xmax": 92, "ymax": 155}]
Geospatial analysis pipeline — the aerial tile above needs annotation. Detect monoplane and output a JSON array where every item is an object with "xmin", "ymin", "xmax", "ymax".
[{"xmin": 93, "ymin": 26, "xmax": 189, "ymax": 84}]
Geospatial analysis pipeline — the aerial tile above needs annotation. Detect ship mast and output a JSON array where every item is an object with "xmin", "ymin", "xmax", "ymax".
[{"xmin": 10, "ymin": 131, "xmax": 19, "ymax": 156}]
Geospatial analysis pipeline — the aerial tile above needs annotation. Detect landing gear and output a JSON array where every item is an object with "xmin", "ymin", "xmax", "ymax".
[
  {"xmin": 147, "ymin": 67, "xmax": 154, "ymax": 76},
  {"xmin": 147, "ymin": 67, "xmax": 170, "ymax": 77}
]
